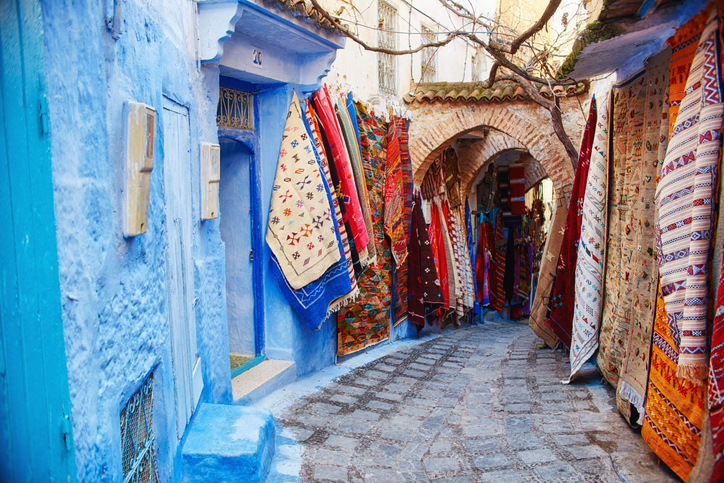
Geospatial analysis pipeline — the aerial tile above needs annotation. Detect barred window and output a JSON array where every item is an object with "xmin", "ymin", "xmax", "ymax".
[
  {"xmin": 378, "ymin": 1, "xmax": 397, "ymax": 95},
  {"xmin": 420, "ymin": 25, "xmax": 436, "ymax": 83}
]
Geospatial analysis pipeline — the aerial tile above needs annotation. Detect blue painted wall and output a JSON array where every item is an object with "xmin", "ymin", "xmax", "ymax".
[{"xmin": 40, "ymin": 1, "xmax": 231, "ymax": 481}]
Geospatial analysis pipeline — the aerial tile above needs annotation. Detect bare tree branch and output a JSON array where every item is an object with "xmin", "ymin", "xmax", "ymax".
[{"xmin": 509, "ymin": 0, "xmax": 561, "ymax": 54}]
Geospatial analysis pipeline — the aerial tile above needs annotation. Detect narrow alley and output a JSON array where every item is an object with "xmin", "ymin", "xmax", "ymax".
[{"xmin": 262, "ymin": 321, "xmax": 677, "ymax": 483}]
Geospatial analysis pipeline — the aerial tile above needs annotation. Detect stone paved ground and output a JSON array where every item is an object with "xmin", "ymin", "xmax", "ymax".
[{"xmin": 274, "ymin": 320, "xmax": 680, "ymax": 482}]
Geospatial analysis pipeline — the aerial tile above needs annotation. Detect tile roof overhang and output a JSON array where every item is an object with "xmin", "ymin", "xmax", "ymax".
[{"xmin": 403, "ymin": 80, "xmax": 588, "ymax": 105}]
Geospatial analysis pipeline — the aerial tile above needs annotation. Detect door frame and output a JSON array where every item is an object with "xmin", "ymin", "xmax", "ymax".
[
  {"xmin": 0, "ymin": 0, "xmax": 77, "ymax": 480},
  {"xmin": 218, "ymin": 77, "xmax": 265, "ymax": 375}
]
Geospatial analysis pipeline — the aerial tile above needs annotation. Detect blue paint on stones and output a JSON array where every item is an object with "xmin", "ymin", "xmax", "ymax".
[{"xmin": 182, "ymin": 403, "xmax": 275, "ymax": 483}]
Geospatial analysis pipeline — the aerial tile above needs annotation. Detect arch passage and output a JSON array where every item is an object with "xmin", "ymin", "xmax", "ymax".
[{"xmin": 408, "ymin": 103, "xmax": 575, "ymax": 191}]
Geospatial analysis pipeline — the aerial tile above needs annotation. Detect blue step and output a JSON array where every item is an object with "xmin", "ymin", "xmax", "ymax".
[{"xmin": 182, "ymin": 403, "xmax": 275, "ymax": 483}]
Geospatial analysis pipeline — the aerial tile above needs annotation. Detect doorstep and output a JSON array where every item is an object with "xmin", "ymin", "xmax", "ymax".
[{"xmin": 232, "ymin": 359, "xmax": 296, "ymax": 406}]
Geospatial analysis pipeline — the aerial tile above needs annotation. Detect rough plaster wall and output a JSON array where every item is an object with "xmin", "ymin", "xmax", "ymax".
[{"xmin": 41, "ymin": 1, "xmax": 231, "ymax": 481}]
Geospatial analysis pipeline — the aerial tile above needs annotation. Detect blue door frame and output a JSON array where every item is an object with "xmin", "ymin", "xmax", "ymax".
[
  {"xmin": 218, "ymin": 76, "xmax": 266, "ymax": 378},
  {"xmin": 0, "ymin": 0, "xmax": 77, "ymax": 480}
]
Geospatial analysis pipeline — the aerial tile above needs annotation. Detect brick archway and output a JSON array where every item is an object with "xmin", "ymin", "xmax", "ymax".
[{"xmin": 408, "ymin": 103, "xmax": 575, "ymax": 191}]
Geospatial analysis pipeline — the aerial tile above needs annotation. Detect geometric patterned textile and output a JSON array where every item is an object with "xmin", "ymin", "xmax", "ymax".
[
  {"xmin": 710, "ymin": 239, "xmax": 724, "ymax": 480},
  {"xmin": 429, "ymin": 200, "xmax": 450, "ymax": 309},
  {"xmin": 616, "ymin": 49, "xmax": 670, "ymax": 427},
  {"xmin": 385, "ymin": 120, "xmax": 407, "ymax": 266},
  {"xmin": 488, "ymin": 212, "xmax": 507, "ymax": 314},
  {"xmin": 548, "ymin": 98, "xmax": 597, "ymax": 350},
  {"xmin": 509, "ymin": 163, "xmax": 526, "ymax": 215},
  {"xmin": 313, "ymin": 87, "xmax": 369, "ymax": 254},
  {"xmin": 408, "ymin": 192, "xmax": 444, "ymax": 326},
  {"xmin": 336, "ymin": 97, "xmax": 376, "ymax": 266},
  {"xmin": 391, "ymin": 117, "xmax": 412, "ymax": 325},
  {"xmin": 568, "ymin": 90, "xmax": 610, "ymax": 382},
  {"xmin": 305, "ymin": 102, "xmax": 358, "ymax": 296},
  {"xmin": 597, "ymin": 72, "xmax": 646, "ymax": 387},
  {"xmin": 642, "ymin": 289, "xmax": 706, "ymax": 481},
  {"xmin": 267, "ymin": 99, "xmax": 356, "ymax": 332},
  {"xmin": 655, "ymin": 11, "xmax": 723, "ymax": 384},
  {"xmin": 337, "ymin": 104, "xmax": 392, "ymax": 356},
  {"xmin": 266, "ymin": 92, "xmax": 341, "ymax": 290},
  {"xmin": 529, "ymin": 190, "xmax": 569, "ymax": 349}
]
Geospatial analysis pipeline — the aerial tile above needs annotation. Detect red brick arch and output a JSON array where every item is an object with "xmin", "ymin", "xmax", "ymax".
[{"xmin": 408, "ymin": 103, "xmax": 575, "ymax": 191}]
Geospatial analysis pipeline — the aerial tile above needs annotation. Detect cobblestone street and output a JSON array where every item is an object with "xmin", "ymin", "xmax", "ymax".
[{"xmin": 266, "ymin": 321, "xmax": 680, "ymax": 482}]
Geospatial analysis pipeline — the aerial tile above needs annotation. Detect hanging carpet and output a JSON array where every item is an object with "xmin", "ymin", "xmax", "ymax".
[
  {"xmin": 548, "ymin": 98, "xmax": 597, "ymax": 349},
  {"xmin": 488, "ymin": 212, "xmax": 507, "ymax": 314},
  {"xmin": 336, "ymin": 103, "xmax": 392, "ymax": 356},
  {"xmin": 568, "ymin": 90, "xmax": 610, "ymax": 382},
  {"xmin": 656, "ymin": 9, "xmax": 723, "ymax": 384},
  {"xmin": 642, "ymin": 288, "xmax": 707, "ymax": 481},
  {"xmin": 709, "ymin": 242, "xmax": 724, "ymax": 480},
  {"xmin": 529, "ymin": 189, "xmax": 569, "ymax": 349},
  {"xmin": 597, "ymin": 73, "xmax": 643, "ymax": 387},
  {"xmin": 408, "ymin": 193, "xmax": 444, "ymax": 325},
  {"xmin": 390, "ymin": 117, "xmax": 412, "ymax": 325},
  {"xmin": 615, "ymin": 49, "xmax": 670, "ymax": 427},
  {"xmin": 266, "ymin": 91, "xmax": 342, "ymax": 290}
]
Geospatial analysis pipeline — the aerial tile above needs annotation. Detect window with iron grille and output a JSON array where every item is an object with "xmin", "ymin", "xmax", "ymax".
[
  {"xmin": 121, "ymin": 372, "xmax": 159, "ymax": 483},
  {"xmin": 420, "ymin": 25, "xmax": 436, "ymax": 83},
  {"xmin": 216, "ymin": 86, "xmax": 254, "ymax": 130},
  {"xmin": 378, "ymin": 1, "xmax": 397, "ymax": 95}
]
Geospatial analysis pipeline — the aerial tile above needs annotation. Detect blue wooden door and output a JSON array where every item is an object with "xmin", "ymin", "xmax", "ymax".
[{"xmin": 0, "ymin": 0, "xmax": 77, "ymax": 481}]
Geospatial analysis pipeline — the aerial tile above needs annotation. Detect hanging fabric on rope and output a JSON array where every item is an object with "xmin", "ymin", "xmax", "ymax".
[
  {"xmin": 547, "ymin": 97, "xmax": 597, "ymax": 349},
  {"xmin": 391, "ymin": 116, "xmax": 412, "ymax": 326}
]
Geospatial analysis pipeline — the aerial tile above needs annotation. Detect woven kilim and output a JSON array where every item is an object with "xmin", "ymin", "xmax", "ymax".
[
  {"xmin": 597, "ymin": 72, "xmax": 644, "ymax": 387},
  {"xmin": 337, "ymin": 104, "xmax": 391, "ymax": 356},
  {"xmin": 568, "ymin": 90, "xmax": 610, "ymax": 382},
  {"xmin": 616, "ymin": 49, "xmax": 670, "ymax": 427},
  {"xmin": 642, "ymin": 288, "xmax": 706, "ymax": 481},
  {"xmin": 488, "ymin": 212, "xmax": 507, "ymax": 314},
  {"xmin": 266, "ymin": 92, "xmax": 341, "ymax": 290},
  {"xmin": 313, "ymin": 87, "xmax": 369, "ymax": 253},
  {"xmin": 475, "ymin": 221, "xmax": 491, "ymax": 307},
  {"xmin": 385, "ymin": 121, "xmax": 406, "ymax": 266},
  {"xmin": 529, "ymin": 187, "xmax": 570, "ymax": 349},
  {"xmin": 656, "ymin": 11, "xmax": 723, "ymax": 383},
  {"xmin": 408, "ymin": 193, "xmax": 444, "ymax": 326},
  {"xmin": 429, "ymin": 200, "xmax": 450, "ymax": 309},
  {"xmin": 442, "ymin": 200, "xmax": 465, "ymax": 317},
  {"xmin": 548, "ymin": 98, "xmax": 597, "ymax": 349},
  {"xmin": 440, "ymin": 201, "xmax": 457, "ymax": 314},
  {"xmin": 459, "ymin": 207, "xmax": 475, "ymax": 309},
  {"xmin": 391, "ymin": 117, "xmax": 412, "ymax": 325},
  {"xmin": 336, "ymin": 98, "xmax": 376, "ymax": 265},
  {"xmin": 710, "ymin": 241, "xmax": 724, "ymax": 480}
]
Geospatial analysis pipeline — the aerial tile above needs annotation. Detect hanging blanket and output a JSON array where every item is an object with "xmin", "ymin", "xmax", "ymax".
[
  {"xmin": 304, "ymin": 101, "xmax": 358, "ymax": 296},
  {"xmin": 443, "ymin": 200, "xmax": 465, "ymax": 317},
  {"xmin": 465, "ymin": 200, "xmax": 480, "ymax": 314},
  {"xmin": 710, "ymin": 241, "xmax": 724, "ymax": 480},
  {"xmin": 337, "ymin": 105, "xmax": 392, "ymax": 356},
  {"xmin": 475, "ymin": 221, "xmax": 490, "ymax": 307},
  {"xmin": 408, "ymin": 193, "xmax": 444, "ymax": 325},
  {"xmin": 385, "ymin": 121, "xmax": 407, "ymax": 266},
  {"xmin": 509, "ymin": 163, "xmax": 526, "ymax": 215},
  {"xmin": 489, "ymin": 212, "xmax": 507, "ymax": 314},
  {"xmin": 656, "ymin": 10, "xmax": 723, "ymax": 384},
  {"xmin": 313, "ymin": 87, "xmax": 369, "ymax": 253},
  {"xmin": 266, "ymin": 92, "xmax": 341, "ymax": 290},
  {"xmin": 268, "ymin": 97, "xmax": 358, "ymax": 331},
  {"xmin": 391, "ymin": 117, "xmax": 412, "ymax": 326},
  {"xmin": 529, "ymin": 189, "xmax": 568, "ymax": 348},
  {"xmin": 615, "ymin": 49, "xmax": 670, "ymax": 427},
  {"xmin": 597, "ymin": 74, "xmax": 642, "ymax": 386},
  {"xmin": 459, "ymin": 207, "xmax": 476, "ymax": 310},
  {"xmin": 642, "ymin": 288, "xmax": 706, "ymax": 481},
  {"xmin": 568, "ymin": 90, "xmax": 610, "ymax": 382},
  {"xmin": 429, "ymin": 200, "xmax": 450, "ymax": 309},
  {"xmin": 548, "ymin": 98, "xmax": 597, "ymax": 349},
  {"xmin": 335, "ymin": 98, "xmax": 376, "ymax": 265}
]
